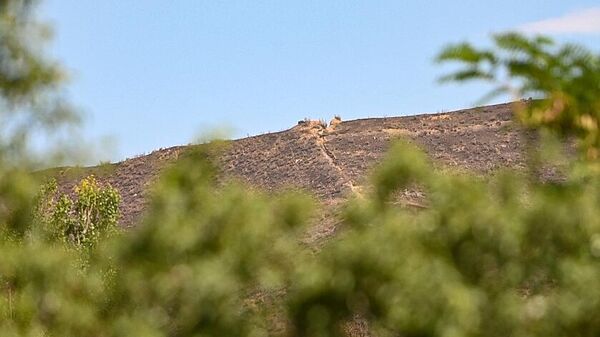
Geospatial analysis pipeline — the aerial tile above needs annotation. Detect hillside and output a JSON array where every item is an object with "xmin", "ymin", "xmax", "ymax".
[{"xmin": 55, "ymin": 102, "xmax": 527, "ymax": 230}]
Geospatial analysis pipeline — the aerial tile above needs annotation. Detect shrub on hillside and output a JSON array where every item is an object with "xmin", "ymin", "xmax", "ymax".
[{"xmin": 36, "ymin": 176, "xmax": 121, "ymax": 249}]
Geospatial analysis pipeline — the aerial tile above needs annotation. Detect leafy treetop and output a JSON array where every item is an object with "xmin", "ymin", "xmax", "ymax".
[{"xmin": 437, "ymin": 33, "xmax": 600, "ymax": 159}]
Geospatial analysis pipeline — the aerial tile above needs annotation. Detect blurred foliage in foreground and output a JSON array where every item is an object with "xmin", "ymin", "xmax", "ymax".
[
  {"xmin": 0, "ymin": 0, "xmax": 77, "ymax": 162},
  {"xmin": 437, "ymin": 32, "xmax": 600, "ymax": 159},
  {"xmin": 6, "ymin": 140, "xmax": 600, "ymax": 337},
  {"xmin": 3, "ymin": 1, "xmax": 600, "ymax": 335}
]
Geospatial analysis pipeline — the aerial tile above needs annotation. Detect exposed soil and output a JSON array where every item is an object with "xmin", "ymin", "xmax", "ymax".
[{"xmin": 54, "ymin": 102, "xmax": 529, "ymax": 231}]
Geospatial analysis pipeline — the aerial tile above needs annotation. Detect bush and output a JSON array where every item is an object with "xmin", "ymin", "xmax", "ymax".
[{"xmin": 36, "ymin": 175, "xmax": 121, "ymax": 249}]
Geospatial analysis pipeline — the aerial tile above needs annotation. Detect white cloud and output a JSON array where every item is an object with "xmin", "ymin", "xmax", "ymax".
[{"xmin": 518, "ymin": 7, "xmax": 600, "ymax": 35}]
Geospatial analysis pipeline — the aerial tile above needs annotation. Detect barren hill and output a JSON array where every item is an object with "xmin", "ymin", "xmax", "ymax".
[{"xmin": 55, "ymin": 102, "xmax": 527, "ymax": 229}]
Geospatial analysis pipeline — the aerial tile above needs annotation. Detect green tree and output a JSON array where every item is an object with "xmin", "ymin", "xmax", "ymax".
[
  {"xmin": 0, "ymin": 0, "xmax": 76, "ymax": 238},
  {"xmin": 0, "ymin": 0, "xmax": 78, "ymax": 161}
]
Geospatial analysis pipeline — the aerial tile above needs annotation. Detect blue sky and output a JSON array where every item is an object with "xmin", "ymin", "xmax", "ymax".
[{"xmin": 41, "ymin": 1, "xmax": 600, "ymax": 163}]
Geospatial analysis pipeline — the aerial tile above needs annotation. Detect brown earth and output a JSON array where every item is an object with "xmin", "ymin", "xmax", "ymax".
[
  {"xmin": 53, "ymin": 101, "xmax": 533, "ymax": 336},
  {"xmin": 54, "ymin": 102, "xmax": 529, "ymax": 231}
]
